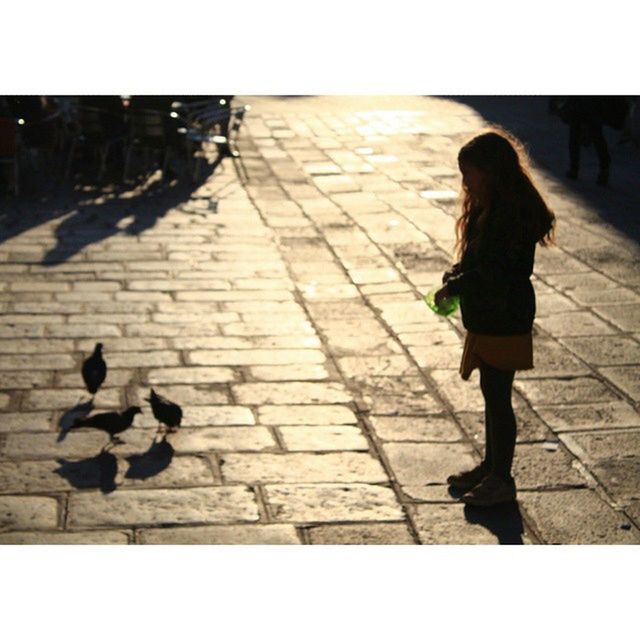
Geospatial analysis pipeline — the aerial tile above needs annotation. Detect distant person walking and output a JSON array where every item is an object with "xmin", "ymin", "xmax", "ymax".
[
  {"xmin": 434, "ymin": 129, "xmax": 556, "ymax": 506},
  {"xmin": 550, "ymin": 96, "xmax": 630, "ymax": 186}
]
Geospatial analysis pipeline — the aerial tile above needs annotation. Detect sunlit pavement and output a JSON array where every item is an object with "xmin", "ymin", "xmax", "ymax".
[{"xmin": 1, "ymin": 96, "xmax": 639, "ymax": 544}]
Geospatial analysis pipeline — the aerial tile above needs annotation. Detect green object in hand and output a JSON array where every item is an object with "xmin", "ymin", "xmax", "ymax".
[{"xmin": 424, "ymin": 287, "xmax": 460, "ymax": 317}]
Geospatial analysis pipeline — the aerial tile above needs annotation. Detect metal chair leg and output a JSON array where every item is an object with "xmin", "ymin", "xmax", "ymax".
[
  {"xmin": 123, "ymin": 145, "xmax": 133, "ymax": 182},
  {"xmin": 185, "ymin": 141, "xmax": 192, "ymax": 178},
  {"xmin": 64, "ymin": 139, "xmax": 77, "ymax": 181},
  {"xmin": 98, "ymin": 143, "xmax": 110, "ymax": 182},
  {"xmin": 13, "ymin": 158, "xmax": 19, "ymax": 196},
  {"xmin": 193, "ymin": 152, "xmax": 201, "ymax": 183},
  {"xmin": 232, "ymin": 152, "xmax": 249, "ymax": 184},
  {"xmin": 161, "ymin": 146, "xmax": 171, "ymax": 180}
]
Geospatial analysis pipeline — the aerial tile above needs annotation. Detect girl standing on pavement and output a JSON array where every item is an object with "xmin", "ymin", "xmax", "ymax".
[{"xmin": 435, "ymin": 129, "xmax": 555, "ymax": 507}]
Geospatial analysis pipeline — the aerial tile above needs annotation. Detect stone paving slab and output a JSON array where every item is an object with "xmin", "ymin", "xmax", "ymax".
[
  {"xmin": 512, "ymin": 444, "xmax": 589, "ymax": 490},
  {"xmin": 0, "ymin": 496, "xmax": 60, "ymax": 531},
  {"xmin": 305, "ymin": 522, "xmax": 414, "ymax": 544},
  {"xmin": 368, "ymin": 415, "xmax": 463, "ymax": 443},
  {"xmin": 412, "ymin": 503, "xmax": 518, "ymax": 545},
  {"xmin": 263, "ymin": 483, "xmax": 404, "ymax": 523},
  {"xmin": 67, "ymin": 486, "xmax": 260, "ymax": 528},
  {"xmin": 138, "ymin": 524, "xmax": 301, "ymax": 545},
  {"xmin": 277, "ymin": 426, "xmax": 368, "ymax": 451},
  {"xmin": 515, "ymin": 376, "xmax": 623, "ymax": 406},
  {"xmin": 219, "ymin": 452, "xmax": 387, "ymax": 484},
  {"xmin": 382, "ymin": 443, "xmax": 477, "ymax": 486},
  {"xmin": 257, "ymin": 404, "xmax": 358, "ymax": 425},
  {"xmin": 534, "ymin": 403, "xmax": 640, "ymax": 432},
  {"xmin": 559, "ymin": 430, "xmax": 640, "ymax": 505},
  {"xmin": 0, "ymin": 530, "xmax": 131, "ymax": 544},
  {"xmin": 518, "ymin": 489, "xmax": 640, "ymax": 544}
]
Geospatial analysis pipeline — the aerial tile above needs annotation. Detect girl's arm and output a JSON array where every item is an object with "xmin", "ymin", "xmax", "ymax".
[{"xmin": 445, "ymin": 227, "xmax": 529, "ymax": 298}]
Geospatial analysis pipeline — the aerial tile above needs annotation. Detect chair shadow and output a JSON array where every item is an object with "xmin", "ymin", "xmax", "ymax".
[
  {"xmin": 1, "ymin": 153, "xmax": 222, "ymax": 264},
  {"xmin": 55, "ymin": 449, "xmax": 118, "ymax": 494},
  {"xmin": 57, "ymin": 399, "xmax": 94, "ymax": 442},
  {"xmin": 41, "ymin": 165, "xmax": 216, "ymax": 265},
  {"xmin": 124, "ymin": 436, "xmax": 174, "ymax": 480}
]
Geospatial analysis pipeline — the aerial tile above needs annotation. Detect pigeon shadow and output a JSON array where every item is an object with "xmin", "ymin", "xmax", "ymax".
[
  {"xmin": 57, "ymin": 400, "xmax": 94, "ymax": 442},
  {"xmin": 55, "ymin": 450, "xmax": 118, "ymax": 494},
  {"xmin": 124, "ymin": 436, "xmax": 174, "ymax": 480}
]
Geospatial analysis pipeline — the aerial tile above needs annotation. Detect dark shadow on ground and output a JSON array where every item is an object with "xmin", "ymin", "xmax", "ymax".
[
  {"xmin": 125, "ymin": 436, "xmax": 174, "ymax": 480},
  {"xmin": 55, "ymin": 450, "xmax": 118, "ymax": 494},
  {"xmin": 463, "ymin": 501, "xmax": 525, "ymax": 545},
  {"xmin": 447, "ymin": 484, "xmax": 524, "ymax": 544},
  {"xmin": 445, "ymin": 96, "xmax": 640, "ymax": 243},
  {"xmin": 57, "ymin": 400, "xmax": 94, "ymax": 442},
  {"xmin": 0, "ymin": 153, "xmax": 227, "ymax": 264}
]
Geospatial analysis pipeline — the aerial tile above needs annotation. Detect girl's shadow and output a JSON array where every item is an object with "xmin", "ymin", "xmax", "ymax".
[
  {"xmin": 448, "ymin": 486, "xmax": 525, "ymax": 544},
  {"xmin": 125, "ymin": 436, "xmax": 174, "ymax": 480},
  {"xmin": 55, "ymin": 449, "xmax": 118, "ymax": 494},
  {"xmin": 463, "ymin": 502, "xmax": 525, "ymax": 545}
]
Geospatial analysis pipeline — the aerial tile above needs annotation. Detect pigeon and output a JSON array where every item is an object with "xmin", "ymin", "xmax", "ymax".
[
  {"xmin": 82, "ymin": 342, "xmax": 107, "ymax": 395},
  {"xmin": 71, "ymin": 406, "xmax": 142, "ymax": 445},
  {"xmin": 146, "ymin": 388, "xmax": 183, "ymax": 433}
]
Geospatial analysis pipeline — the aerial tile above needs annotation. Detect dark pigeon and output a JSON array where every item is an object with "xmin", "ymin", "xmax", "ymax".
[
  {"xmin": 146, "ymin": 388, "xmax": 183, "ymax": 433},
  {"xmin": 72, "ymin": 406, "xmax": 142, "ymax": 445},
  {"xmin": 82, "ymin": 342, "xmax": 107, "ymax": 395}
]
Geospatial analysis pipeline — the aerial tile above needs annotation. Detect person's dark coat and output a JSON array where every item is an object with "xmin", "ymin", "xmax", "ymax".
[{"xmin": 444, "ymin": 206, "xmax": 538, "ymax": 336}]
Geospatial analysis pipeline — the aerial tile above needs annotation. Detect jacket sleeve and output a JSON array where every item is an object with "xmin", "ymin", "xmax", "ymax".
[
  {"xmin": 446, "ymin": 225, "xmax": 530, "ymax": 297},
  {"xmin": 442, "ymin": 263, "xmax": 462, "ymax": 284}
]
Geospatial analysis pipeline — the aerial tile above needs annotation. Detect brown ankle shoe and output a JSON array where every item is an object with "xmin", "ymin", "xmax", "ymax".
[
  {"xmin": 446, "ymin": 464, "xmax": 488, "ymax": 491},
  {"xmin": 461, "ymin": 473, "xmax": 516, "ymax": 507}
]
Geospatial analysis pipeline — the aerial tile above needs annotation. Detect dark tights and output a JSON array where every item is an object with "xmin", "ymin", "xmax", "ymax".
[{"xmin": 479, "ymin": 363, "xmax": 516, "ymax": 481}]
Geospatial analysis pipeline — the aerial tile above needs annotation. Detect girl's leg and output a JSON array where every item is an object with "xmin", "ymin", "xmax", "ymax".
[
  {"xmin": 479, "ymin": 363, "xmax": 516, "ymax": 481},
  {"xmin": 483, "ymin": 403, "xmax": 494, "ymax": 470}
]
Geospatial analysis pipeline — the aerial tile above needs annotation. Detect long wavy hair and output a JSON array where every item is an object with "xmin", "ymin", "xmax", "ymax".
[{"xmin": 454, "ymin": 128, "xmax": 556, "ymax": 259}]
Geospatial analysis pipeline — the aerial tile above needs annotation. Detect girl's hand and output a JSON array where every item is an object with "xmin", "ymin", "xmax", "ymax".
[
  {"xmin": 442, "ymin": 263, "xmax": 461, "ymax": 284},
  {"xmin": 434, "ymin": 285, "xmax": 450, "ymax": 306}
]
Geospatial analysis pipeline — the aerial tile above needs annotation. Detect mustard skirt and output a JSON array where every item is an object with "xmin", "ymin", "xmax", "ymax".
[{"xmin": 460, "ymin": 331, "xmax": 533, "ymax": 380}]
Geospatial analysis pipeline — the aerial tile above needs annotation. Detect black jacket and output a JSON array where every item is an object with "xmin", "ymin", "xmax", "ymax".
[{"xmin": 444, "ymin": 207, "xmax": 537, "ymax": 335}]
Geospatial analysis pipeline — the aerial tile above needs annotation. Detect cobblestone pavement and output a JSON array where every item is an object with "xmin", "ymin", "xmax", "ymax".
[{"xmin": 1, "ymin": 96, "xmax": 639, "ymax": 544}]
